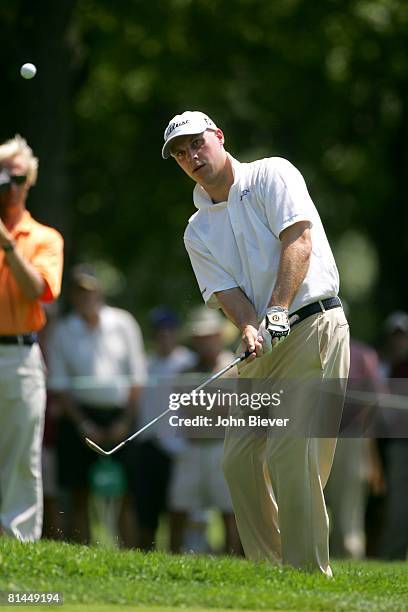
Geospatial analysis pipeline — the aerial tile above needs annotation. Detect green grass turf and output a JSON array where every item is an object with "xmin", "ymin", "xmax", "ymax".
[{"xmin": 0, "ymin": 539, "xmax": 407, "ymax": 610}]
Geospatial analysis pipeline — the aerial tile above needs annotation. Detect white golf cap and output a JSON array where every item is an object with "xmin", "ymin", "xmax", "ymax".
[
  {"xmin": 384, "ymin": 311, "xmax": 408, "ymax": 334},
  {"xmin": 162, "ymin": 111, "xmax": 218, "ymax": 159},
  {"xmin": 183, "ymin": 305, "xmax": 225, "ymax": 337}
]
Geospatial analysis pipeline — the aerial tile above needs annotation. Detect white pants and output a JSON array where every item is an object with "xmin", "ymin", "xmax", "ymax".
[
  {"xmin": 170, "ymin": 441, "xmax": 233, "ymax": 513},
  {"xmin": 0, "ymin": 343, "xmax": 45, "ymax": 541},
  {"xmin": 222, "ymin": 308, "xmax": 350, "ymax": 575}
]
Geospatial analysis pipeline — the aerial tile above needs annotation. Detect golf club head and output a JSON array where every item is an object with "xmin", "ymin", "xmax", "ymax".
[{"xmin": 85, "ymin": 437, "xmax": 113, "ymax": 456}]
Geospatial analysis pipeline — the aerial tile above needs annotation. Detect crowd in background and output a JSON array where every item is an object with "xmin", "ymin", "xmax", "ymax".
[{"xmin": 38, "ymin": 264, "xmax": 408, "ymax": 560}]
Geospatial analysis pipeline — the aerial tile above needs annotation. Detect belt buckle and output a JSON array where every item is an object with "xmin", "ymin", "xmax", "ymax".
[{"xmin": 289, "ymin": 313, "xmax": 301, "ymax": 325}]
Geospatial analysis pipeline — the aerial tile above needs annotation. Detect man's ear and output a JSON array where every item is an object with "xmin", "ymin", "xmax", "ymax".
[{"xmin": 215, "ymin": 129, "xmax": 225, "ymax": 145}]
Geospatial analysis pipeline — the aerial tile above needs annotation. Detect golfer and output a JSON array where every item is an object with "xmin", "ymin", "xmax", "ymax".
[{"xmin": 162, "ymin": 111, "xmax": 350, "ymax": 575}]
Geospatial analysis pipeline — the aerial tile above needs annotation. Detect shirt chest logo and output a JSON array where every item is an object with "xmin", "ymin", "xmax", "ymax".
[{"xmin": 240, "ymin": 188, "xmax": 251, "ymax": 201}]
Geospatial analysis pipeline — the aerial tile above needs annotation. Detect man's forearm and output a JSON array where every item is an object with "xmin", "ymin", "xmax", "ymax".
[
  {"xmin": 215, "ymin": 287, "xmax": 263, "ymax": 357},
  {"xmin": 5, "ymin": 246, "xmax": 45, "ymax": 301},
  {"xmin": 269, "ymin": 223, "xmax": 311, "ymax": 310},
  {"xmin": 215, "ymin": 287, "xmax": 258, "ymax": 330},
  {"xmin": 216, "ymin": 287, "xmax": 264, "ymax": 357}
]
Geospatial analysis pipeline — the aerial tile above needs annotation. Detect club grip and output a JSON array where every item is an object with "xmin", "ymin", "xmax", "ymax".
[{"xmin": 239, "ymin": 349, "xmax": 255, "ymax": 361}]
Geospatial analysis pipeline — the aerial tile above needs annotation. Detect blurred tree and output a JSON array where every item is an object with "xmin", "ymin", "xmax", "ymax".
[
  {"xmin": 0, "ymin": 0, "xmax": 77, "ymax": 244},
  {"xmin": 2, "ymin": 0, "xmax": 407, "ymax": 340}
]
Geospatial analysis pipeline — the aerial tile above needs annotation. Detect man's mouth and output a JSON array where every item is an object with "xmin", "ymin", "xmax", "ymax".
[{"xmin": 193, "ymin": 164, "xmax": 205, "ymax": 173}]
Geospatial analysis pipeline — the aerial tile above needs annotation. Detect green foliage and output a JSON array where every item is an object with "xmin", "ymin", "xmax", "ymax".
[
  {"xmin": 3, "ymin": 1, "xmax": 408, "ymax": 340},
  {"xmin": 0, "ymin": 539, "xmax": 407, "ymax": 609},
  {"xmin": 70, "ymin": 0, "xmax": 408, "ymax": 338}
]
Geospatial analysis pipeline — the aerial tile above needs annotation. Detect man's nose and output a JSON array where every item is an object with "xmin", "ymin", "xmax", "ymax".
[{"xmin": 186, "ymin": 146, "xmax": 198, "ymax": 161}]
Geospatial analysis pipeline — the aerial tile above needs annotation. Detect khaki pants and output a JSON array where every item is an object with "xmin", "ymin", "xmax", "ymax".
[
  {"xmin": 0, "ymin": 343, "xmax": 46, "ymax": 541},
  {"xmin": 222, "ymin": 308, "xmax": 350, "ymax": 575}
]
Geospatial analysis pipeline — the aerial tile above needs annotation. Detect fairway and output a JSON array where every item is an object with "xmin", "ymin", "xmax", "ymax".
[
  {"xmin": 1, "ymin": 608, "xmax": 249, "ymax": 612},
  {"xmin": 0, "ymin": 540, "xmax": 407, "ymax": 610}
]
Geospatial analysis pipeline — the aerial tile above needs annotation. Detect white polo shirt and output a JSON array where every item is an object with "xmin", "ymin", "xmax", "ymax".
[
  {"xmin": 184, "ymin": 155, "xmax": 339, "ymax": 319},
  {"xmin": 46, "ymin": 305, "xmax": 147, "ymax": 407}
]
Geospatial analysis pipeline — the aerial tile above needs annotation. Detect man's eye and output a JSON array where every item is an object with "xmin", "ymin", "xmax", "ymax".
[{"xmin": 175, "ymin": 151, "xmax": 185, "ymax": 158}]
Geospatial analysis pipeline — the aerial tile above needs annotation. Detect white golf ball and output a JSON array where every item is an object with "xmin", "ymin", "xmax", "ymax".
[{"xmin": 20, "ymin": 63, "xmax": 37, "ymax": 79}]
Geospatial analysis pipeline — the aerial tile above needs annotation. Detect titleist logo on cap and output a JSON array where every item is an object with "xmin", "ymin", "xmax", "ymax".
[{"xmin": 166, "ymin": 120, "xmax": 190, "ymax": 138}]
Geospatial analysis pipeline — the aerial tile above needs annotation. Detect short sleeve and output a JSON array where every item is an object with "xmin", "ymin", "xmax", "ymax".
[
  {"xmin": 31, "ymin": 228, "xmax": 64, "ymax": 302},
  {"xmin": 261, "ymin": 158, "xmax": 314, "ymax": 239},
  {"xmin": 184, "ymin": 236, "xmax": 238, "ymax": 308}
]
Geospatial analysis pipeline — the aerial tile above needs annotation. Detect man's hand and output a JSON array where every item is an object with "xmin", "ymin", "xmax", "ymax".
[
  {"xmin": 0, "ymin": 218, "xmax": 13, "ymax": 248},
  {"xmin": 257, "ymin": 306, "xmax": 290, "ymax": 353},
  {"xmin": 0, "ymin": 218, "xmax": 45, "ymax": 299},
  {"xmin": 241, "ymin": 324, "xmax": 264, "ymax": 359}
]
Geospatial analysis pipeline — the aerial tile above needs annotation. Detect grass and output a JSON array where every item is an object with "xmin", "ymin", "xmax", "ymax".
[{"xmin": 0, "ymin": 539, "xmax": 407, "ymax": 611}]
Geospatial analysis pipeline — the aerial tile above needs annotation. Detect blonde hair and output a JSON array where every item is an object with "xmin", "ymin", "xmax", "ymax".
[{"xmin": 0, "ymin": 134, "xmax": 39, "ymax": 186}]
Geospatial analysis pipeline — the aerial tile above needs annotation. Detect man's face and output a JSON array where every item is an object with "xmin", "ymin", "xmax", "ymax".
[
  {"xmin": 70, "ymin": 286, "xmax": 101, "ymax": 320},
  {"xmin": 154, "ymin": 326, "xmax": 178, "ymax": 355},
  {"xmin": 170, "ymin": 129, "xmax": 226, "ymax": 187},
  {"xmin": 0, "ymin": 154, "xmax": 30, "ymax": 209},
  {"xmin": 191, "ymin": 332, "xmax": 223, "ymax": 363}
]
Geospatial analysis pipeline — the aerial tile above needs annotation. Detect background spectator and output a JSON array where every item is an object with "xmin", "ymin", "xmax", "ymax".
[
  {"xmin": 325, "ymin": 336, "xmax": 386, "ymax": 558},
  {"xmin": 0, "ymin": 135, "xmax": 63, "ymax": 541},
  {"xmin": 128, "ymin": 306, "xmax": 195, "ymax": 550},
  {"xmin": 46, "ymin": 264, "xmax": 147, "ymax": 546},
  {"xmin": 379, "ymin": 311, "xmax": 408, "ymax": 560},
  {"xmin": 168, "ymin": 306, "xmax": 242, "ymax": 555}
]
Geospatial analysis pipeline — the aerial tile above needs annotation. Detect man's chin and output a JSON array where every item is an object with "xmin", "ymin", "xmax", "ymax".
[
  {"xmin": 0, "ymin": 197, "xmax": 23, "ymax": 212},
  {"xmin": 192, "ymin": 165, "xmax": 206, "ymax": 177},
  {"xmin": 194, "ymin": 166, "xmax": 214, "ymax": 184}
]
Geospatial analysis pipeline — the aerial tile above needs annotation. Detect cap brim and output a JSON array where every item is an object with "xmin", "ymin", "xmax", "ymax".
[
  {"xmin": 183, "ymin": 324, "xmax": 223, "ymax": 337},
  {"xmin": 161, "ymin": 141, "xmax": 173, "ymax": 159},
  {"xmin": 71, "ymin": 276, "xmax": 100, "ymax": 291}
]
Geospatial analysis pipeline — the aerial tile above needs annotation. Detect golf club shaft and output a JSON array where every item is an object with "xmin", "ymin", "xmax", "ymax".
[{"xmin": 86, "ymin": 348, "xmax": 252, "ymax": 455}]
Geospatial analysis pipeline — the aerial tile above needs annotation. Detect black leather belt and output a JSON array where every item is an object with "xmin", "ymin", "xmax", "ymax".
[
  {"xmin": 289, "ymin": 297, "xmax": 342, "ymax": 327},
  {"xmin": 0, "ymin": 333, "xmax": 38, "ymax": 346}
]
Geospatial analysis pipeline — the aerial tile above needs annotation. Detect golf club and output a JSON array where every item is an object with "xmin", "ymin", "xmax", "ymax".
[{"xmin": 85, "ymin": 348, "xmax": 254, "ymax": 456}]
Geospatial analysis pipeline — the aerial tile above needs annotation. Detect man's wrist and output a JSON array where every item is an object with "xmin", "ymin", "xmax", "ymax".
[
  {"xmin": 3, "ymin": 240, "xmax": 15, "ymax": 253},
  {"xmin": 266, "ymin": 305, "xmax": 288, "ymax": 314},
  {"xmin": 241, "ymin": 322, "xmax": 258, "ymax": 333}
]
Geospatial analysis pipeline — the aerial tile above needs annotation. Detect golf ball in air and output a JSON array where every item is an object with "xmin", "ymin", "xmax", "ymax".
[{"xmin": 20, "ymin": 63, "xmax": 37, "ymax": 79}]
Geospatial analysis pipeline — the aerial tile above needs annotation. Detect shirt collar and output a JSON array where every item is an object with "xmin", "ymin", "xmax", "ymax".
[
  {"xmin": 192, "ymin": 153, "xmax": 241, "ymax": 210},
  {"xmin": 11, "ymin": 210, "xmax": 33, "ymax": 236}
]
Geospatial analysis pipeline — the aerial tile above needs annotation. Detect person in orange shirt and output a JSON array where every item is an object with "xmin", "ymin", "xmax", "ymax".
[{"xmin": 0, "ymin": 134, "xmax": 63, "ymax": 541}]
